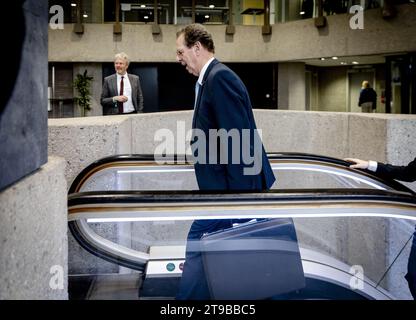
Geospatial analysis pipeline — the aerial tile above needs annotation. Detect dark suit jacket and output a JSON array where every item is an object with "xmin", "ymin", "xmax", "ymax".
[
  {"xmin": 191, "ymin": 59, "xmax": 276, "ymax": 191},
  {"xmin": 377, "ymin": 157, "xmax": 416, "ymax": 182},
  {"xmin": 359, "ymin": 88, "xmax": 377, "ymax": 109},
  {"xmin": 100, "ymin": 73, "xmax": 144, "ymax": 115}
]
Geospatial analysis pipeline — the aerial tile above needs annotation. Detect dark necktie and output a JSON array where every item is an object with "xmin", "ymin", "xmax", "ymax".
[{"xmin": 118, "ymin": 76, "xmax": 124, "ymax": 114}]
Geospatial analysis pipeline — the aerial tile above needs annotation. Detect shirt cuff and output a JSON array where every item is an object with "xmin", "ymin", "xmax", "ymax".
[{"xmin": 368, "ymin": 160, "xmax": 378, "ymax": 172}]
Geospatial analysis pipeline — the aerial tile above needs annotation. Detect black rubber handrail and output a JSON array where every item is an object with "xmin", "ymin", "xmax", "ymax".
[
  {"xmin": 68, "ymin": 153, "xmax": 415, "ymax": 195},
  {"xmin": 68, "ymin": 188, "xmax": 416, "ymax": 207}
]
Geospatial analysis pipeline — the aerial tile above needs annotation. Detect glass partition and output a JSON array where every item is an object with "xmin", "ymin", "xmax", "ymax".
[
  {"xmin": 49, "ymin": 0, "xmax": 413, "ymax": 26},
  {"xmin": 68, "ymin": 154, "xmax": 416, "ymax": 299},
  {"xmin": 79, "ymin": 217, "xmax": 415, "ymax": 299},
  {"xmin": 69, "ymin": 198, "xmax": 416, "ymax": 299},
  {"xmin": 194, "ymin": 0, "xmax": 229, "ymax": 24}
]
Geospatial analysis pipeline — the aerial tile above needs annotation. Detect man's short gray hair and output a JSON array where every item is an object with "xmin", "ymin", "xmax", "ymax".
[{"xmin": 114, "ymin": 52, "xmax": 129, "ymax": 65}]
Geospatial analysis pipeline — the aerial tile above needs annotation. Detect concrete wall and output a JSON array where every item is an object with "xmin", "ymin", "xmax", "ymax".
[
  {"xmin": 48, "ymin": 110, "xmax": 416, "ymax": 299},
  {"xmin": 48, "ymin": 109, "xmax": 416, "ymax": 201},
  {"xmin": 318, "ymin": 66, "xmax": 348, "ymax": 112},
  {"xmin": 278, "ymin": 63, "xmax": 306, "ymax": 110},
  {"xmin": 0, "ymin": 157, "xmax": 68, "ymax": 299},
  {"xmin": 48, "ymin": 5, "xmax": 416, "ymax": 63},
  {"xmin": 1, "ymin": 0, "xmax": 48, "ymax": 191}
]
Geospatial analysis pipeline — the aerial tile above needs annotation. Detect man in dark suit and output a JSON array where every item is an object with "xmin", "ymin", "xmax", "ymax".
[
  {"xmin": 358, "ymin": 81, "xmax": 377, "ymax": 113},
  {"xmin": 175, "ymin": 24, "xmax": 276, "ymax": 299},
  {"xmin": 346, "ymin": 156, "xmax": 416, "ymax": 299},
  {"xmin": 100, "ymin": 52, "xmax": 144, "ymax": 115}
]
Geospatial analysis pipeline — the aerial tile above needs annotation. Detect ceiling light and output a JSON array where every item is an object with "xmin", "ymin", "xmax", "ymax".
[
  {"xmin": 320, "ymin": 58, "xmax": 325, "ymax": 61},
  {"xmin": 340, "ymin": 62, "xmax": 347, "ymax": 65},
  {"xmin": 352, "ymin": 61, "xmax": 359, "ymax": 64},
  {"xmin": 332, "ymin": 56, "xmax": 338, "ymax": 60},
  {"xmin": 83, "ymin": 13, "xmax": 88, "ymax": 18},
  {"xmin": 144, "ymin": 15, "xmax": 149, "ymax": 19},
  {"xmin": 71, "ymin": 3, "xmax": 77, "ymax": 7},
  {"xmin": 141, "ymin": 4, "xmax": 146, "ymax": 8},
  {"xmin": 300, "ymin": 11, "xmax": 305, "ymax": 15},
  {"xmin": 209, "ymin": 5, "xmax": 215, "ymax": 8},
  {"xmin": 205, "ymin": 15, "xmax": 210, "ymax": 19}
]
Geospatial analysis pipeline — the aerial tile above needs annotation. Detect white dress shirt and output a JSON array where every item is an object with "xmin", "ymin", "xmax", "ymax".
[
  {"xmin": 368, "ymin": 160, "xmax": 378, "ymax": 172},
  {"xmin": 116, "ymin": 72, "xmax": 135, "ymax": 113}
]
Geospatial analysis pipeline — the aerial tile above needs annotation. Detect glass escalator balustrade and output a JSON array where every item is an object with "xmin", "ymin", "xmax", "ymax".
[{"xmin": 68, "ymin": 153, "xmax": 416, "ymax": 300}]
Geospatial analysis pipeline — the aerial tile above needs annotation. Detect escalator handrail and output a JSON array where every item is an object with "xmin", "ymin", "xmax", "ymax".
[
  {"xmin": 68, "ymin": 153, "xmax": 415, "ymax": 195},
  {"xmin": 69, "ymin": 188, "xmax": 416, "ymax": 207},
  {"xmin": 68, "ymin": 188, "xmax": 416, "ymax": 223}
]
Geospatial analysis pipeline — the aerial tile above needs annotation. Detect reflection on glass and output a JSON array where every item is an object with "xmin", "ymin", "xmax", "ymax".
[{"xmin": 81, "ymin": 215, "xmax": 416, "ymax": 300}]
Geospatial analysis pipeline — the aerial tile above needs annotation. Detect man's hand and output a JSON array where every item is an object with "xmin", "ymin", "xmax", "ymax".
[
  {"xmin": 113, "ymin": 95, "xmax": 128, "ymax": 102},
  {"xmin": 344, "ymin": 158, "xmax": 369, "ymax": 169}
]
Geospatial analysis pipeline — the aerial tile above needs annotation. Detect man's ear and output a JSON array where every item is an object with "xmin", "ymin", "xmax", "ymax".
[{"xmin": 194, "ymin": 41, "xmax": 202, "ymax": 54}]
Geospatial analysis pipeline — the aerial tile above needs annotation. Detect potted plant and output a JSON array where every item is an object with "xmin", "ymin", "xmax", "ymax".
[{"xmin": 73, "ymin": 70, "xmax": 93, "ymax": 116}]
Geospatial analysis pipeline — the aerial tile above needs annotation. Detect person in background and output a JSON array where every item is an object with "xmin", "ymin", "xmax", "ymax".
[
  {"xmin": 345, "ymin": 156, "xmax": 416, "ymax": 299},
  {"xmin": 358, "ymin": 80, "xmax": 377, "ymax": 113},
  {"xmin": 101, "ymin": 52, "xmax": 144, "ymax": 115}
]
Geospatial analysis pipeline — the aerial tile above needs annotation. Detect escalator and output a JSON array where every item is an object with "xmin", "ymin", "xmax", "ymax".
[{"xmin": 68, "ymin": 153, "xmax": 416, "ymax": 300}]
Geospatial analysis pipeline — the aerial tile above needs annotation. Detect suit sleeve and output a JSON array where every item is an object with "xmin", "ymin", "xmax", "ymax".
[
  {"xmin": 209, "ymin": 70, "xmax": 255, "ymax": 189},
  {"xmin": 136, "ymin": 76, "xmax": 144, "ymax": 112},
  {"xmin": 100, "ymin": 79, "xmax": 116, "ymax": 111},
  {"xmin": 376, "ymin": 157, "xmax": 416, "ymax": 182}
]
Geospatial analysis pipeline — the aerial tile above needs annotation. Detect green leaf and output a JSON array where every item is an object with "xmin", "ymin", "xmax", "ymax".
[{"xmin": 73, "ymin": 69, "xmax": 94, "ymax": 116}]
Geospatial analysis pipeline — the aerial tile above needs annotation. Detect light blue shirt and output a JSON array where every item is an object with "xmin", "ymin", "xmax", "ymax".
[{"xmin": 194, "ymin": 57, "xmax": 215, "ymax": 109}]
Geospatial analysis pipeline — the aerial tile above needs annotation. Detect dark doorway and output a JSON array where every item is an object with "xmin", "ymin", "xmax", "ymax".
[
  {"xmin": 385, "ymin": 54, "xmax": 416, "ymax": 114},
  {"xmin": 103, "ymin": 62, "xmax": 276, "ymax": 113}
]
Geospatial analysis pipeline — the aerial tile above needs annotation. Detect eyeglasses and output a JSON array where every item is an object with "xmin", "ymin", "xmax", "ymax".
[
  {"xmin": 176, "ymin": 44, "xmax": 197, "ymax": 57},
  {"xmin": 176, "ymin": 49, "xmax": 185, "ymax": 56}
]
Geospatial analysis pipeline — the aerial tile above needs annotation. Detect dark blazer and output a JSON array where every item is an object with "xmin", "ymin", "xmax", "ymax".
[
  {"xmin": 377, "ymin": 157, "xmax": 416, "ymax": 182},
  {"xmin": 100, "ymin": 73, "xmax": 144, "ymax": 115},
  {"xmin": 191, "ymin": 59, "xmax": 276, "ymax": 191},
  {"xmin": 358, "ymin": 87, "xmax": 377, "ymax": 109},
  {"xmin": 377, "ymin": 156, "xmax": 416, "ymax": 300},
  {"xmin": 177, "ymin": 59, "xmax": 276, "ymax": 300}
]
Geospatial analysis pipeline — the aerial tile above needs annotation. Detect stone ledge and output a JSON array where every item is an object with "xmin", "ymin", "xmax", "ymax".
[{"xmin": 0, "ymin": 156, "xmax": 68, "ymax": 299}]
